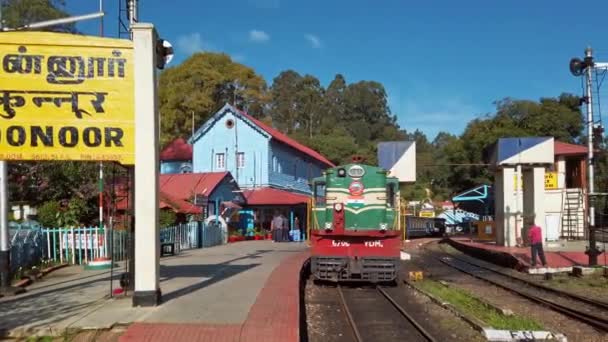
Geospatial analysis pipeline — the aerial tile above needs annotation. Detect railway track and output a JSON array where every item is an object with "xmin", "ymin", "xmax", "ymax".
[
  {"xmin": 337, "ymin": 285, "xmax": 436, "ymax": 342},
  {"xmin": 431, "ymin": 243, "xmax": 608, "ymax": 332}
]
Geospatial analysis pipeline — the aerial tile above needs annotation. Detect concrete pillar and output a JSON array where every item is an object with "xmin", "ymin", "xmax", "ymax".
[
  {"xmin": 132, "ymin": 23, "xmax": 161, "ymax": 307},
  {"xmin": 532, "ymin": 166, "xmax": 546, "ymax": 245},
  {"xmin": 523, "ymin": 167, "xmax": 547, "ymax": 245},
  {"xmin": 495, "ymin": 167, "xmax": 518, "ymax": 247}
]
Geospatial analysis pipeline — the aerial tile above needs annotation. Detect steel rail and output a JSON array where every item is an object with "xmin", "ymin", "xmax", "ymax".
[
  {"xmin": 377, "ymin": 286, "xmax": 437, "ymax": 342},
  {"xmin": 438, "ymin": 256, "xmax": 608, "ymax": 332},
  {"xmin": 337, "ymin": 285, "xmax": 364, "ymax": 342},
  {"xmin": 439, "ymin": 244, "xmax": 608, "ymax": 311}
]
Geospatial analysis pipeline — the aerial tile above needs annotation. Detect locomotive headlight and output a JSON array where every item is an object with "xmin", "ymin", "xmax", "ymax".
[
  {"xmin": 324, "ymin": 222, "xmax": 333, "ymax": 230},
  {"xmin": 334, "ymin": 203, "xmax": 343, "ymax": 212},
  {"xmin": 337, "ymin": 168, "xmax": 346, "ymax": 177},
  {"xmin": 379, "ymin": 223, "xmax": 388, "ymax": 231}
]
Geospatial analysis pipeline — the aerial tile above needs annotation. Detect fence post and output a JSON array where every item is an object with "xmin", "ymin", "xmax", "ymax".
[
  {"xmin": 46, "ymin": 229, "xmax": 51, "ymax": 260},
  {"xmin": 52, "ymin": 229, "xmax": 57, "ymax": 262},
  {"xmin": 78, "ymin": 228, "xmax": 83, "ymax": 265},
  {"xmin": 59, "ymin": 229, "xmax": 64, "ymax": 264},
  {"xmin": 71, "ymin": 227, "xmax": 75, "ymax": 265}
]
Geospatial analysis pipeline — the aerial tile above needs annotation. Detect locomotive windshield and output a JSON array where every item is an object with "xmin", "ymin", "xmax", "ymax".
[{"xmin": 313, "ymin": 181, "xmax": 326, "ymax": 207}]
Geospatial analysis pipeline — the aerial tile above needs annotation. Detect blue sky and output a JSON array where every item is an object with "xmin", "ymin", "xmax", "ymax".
[{"xmin": 67, "ymin": 0, "xmax": 608, "ymax": 140}]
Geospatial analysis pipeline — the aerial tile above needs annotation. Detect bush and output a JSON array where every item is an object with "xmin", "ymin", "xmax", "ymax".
[
  {"xmin": 38, "ymin": 200, "xmax": 61, "ymax": 227},
  {"xmin": 159, "ymin": 210, "xmax": 177, "ymax": 228}
]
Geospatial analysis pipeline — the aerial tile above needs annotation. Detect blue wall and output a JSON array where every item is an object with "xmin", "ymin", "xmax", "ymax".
[
  {"xmin": 160, "ymin": 161, "xmax": 192, "ymax": 174},
  {"xmin": 206, "ymin": 175, "xmax": 240, "ymax": 215},
  {"xmin": 191, "ymin": 104, "xmax": 327, "ymax": 195},
  {"xmin": 192, "ymin": 109, "xmax": 270, "ymax": 188},
  {"xmin": 268, "ymin": 140, "xmax": 324, "ymax": 194}
]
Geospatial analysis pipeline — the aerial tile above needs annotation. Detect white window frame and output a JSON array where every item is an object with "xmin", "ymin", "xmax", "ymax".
[
  {"xmin": 216, "ymin": 153, "xmax": 225, "ymax": 169},
  {"xmin": 237, "ymin": 152, "xmax": 245, "ymax": 168}
]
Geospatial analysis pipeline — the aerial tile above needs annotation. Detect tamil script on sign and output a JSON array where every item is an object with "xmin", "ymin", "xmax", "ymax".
[{"xmin": 0, "ymin": 32, "xmax": 134, "ymax": 164}]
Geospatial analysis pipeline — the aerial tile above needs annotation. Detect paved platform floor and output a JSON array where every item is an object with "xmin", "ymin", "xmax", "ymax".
[
  {"xmin": 450, "ymin": 238, "xmax": 607, "ymax": 272},
  {"xmin": 0, "ymin": 241, "xmax": 308, "ymax": 337}
]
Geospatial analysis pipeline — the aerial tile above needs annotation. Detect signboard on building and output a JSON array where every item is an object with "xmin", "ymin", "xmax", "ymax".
[
  {"xmin": 544, "ymin": 172, "xmax": 558, "ymax": 189},
  {"xmin": 513, "ymin": 172, "xmax": 559, "ymax": 190},
  {"xmin": 0, "ymin": 32, "xmax": 134, "ymax": 164},
  {"xmin": 419, "ymin": 210, "xmax": 435, "ymax": 218}
]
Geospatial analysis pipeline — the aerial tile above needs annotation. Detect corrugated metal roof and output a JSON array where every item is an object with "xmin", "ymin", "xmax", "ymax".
[
  {"xmin": 242, "ymin": 187, "xmax": 310, "ymax": 205},
  {"xmin": 554, "ymin": 141, "xmax": 588, "ymax": 156},
  {"xmin": 159, "ymin": 172, "xmax": 230, "ymax": 200},
  {"xmin": 115, "ymin": 172, "xmax": 231, "ymax": 214},
  {"xmin": 235, "ymin": 107, "xmax": 335, "ymax": 168}
]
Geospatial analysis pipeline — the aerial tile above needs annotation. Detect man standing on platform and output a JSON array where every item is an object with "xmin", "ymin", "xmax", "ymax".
[
  {"xmin": 271, "ymin": 212, "xmax": 284, "ymax": 242},
  {"xmin": 528, "ymin": 223, "xmax": 547, "ymax": 267}
]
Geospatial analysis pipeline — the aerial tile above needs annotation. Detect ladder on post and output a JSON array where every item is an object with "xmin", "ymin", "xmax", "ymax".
[{"xmin": 561, "ymin": 189, "xmax": 583, "ymax": 239}]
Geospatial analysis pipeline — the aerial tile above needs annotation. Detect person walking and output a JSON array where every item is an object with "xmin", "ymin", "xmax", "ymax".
[
  {"xmin": 281, "ymin": 213, "xmax": 289, "ymax": 242},
  {"xmin": 528, "ymin": 223, "xmax": 547, "ymax": 267}
]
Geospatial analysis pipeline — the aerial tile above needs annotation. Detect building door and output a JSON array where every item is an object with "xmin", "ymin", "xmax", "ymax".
[{"xmin": 565, "ymin": 157, "xmax": 582, "ymax": 189}]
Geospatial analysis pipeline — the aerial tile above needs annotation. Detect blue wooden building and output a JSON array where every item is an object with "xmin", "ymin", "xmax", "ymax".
[{"xmin": 189, "ymin": 103, "xmax": 334, "ymax": 194}]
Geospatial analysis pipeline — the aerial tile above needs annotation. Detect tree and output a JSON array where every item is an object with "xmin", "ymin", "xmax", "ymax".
[
  {"xmin": 158, "ymin": 53, "xmax": 268, "ymax": 146},
  {"xmin": 1, "ymin": 0, "xmax": 75, "ymax": 32}
]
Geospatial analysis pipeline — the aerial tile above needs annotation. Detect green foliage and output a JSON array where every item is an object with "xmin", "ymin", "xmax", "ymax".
[
  {"xmin": 159, "ymin": 210, "xmax": 177, "ymax": 228},
  {"xmin": 158, "ymin": 52, "xmax": 268, "ymax": 146},
  {"xmin": 2, "ymin": 0, "xmax": 75, "ymax": 32},
  {"xmin": 38, "ymin": 200, "xmax": 61, "ymax": 227},
  {"xmin": 56, "ymin": 197, "xmax": 88, "ymax": 227}
]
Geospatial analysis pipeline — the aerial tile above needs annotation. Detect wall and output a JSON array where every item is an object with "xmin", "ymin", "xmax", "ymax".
[
  {"xmin": 160, "ymin": 160, "xmax": 192, "ymax": 174},
  {"xmin": 206, "ymin": 175, "xmax": 240, "ymax": 216},
  {"xmin": 192, "ymin": 111, "xmax": 270, "ymax": 188},
  {"xmin": 268, "ymin": 140, "xmax": 324, "ymax": 194}
]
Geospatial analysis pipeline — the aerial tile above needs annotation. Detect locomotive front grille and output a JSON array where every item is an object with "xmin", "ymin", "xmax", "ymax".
[{"xmin": 312, "ymin": 256, "xmax": 398, "ymax": 282}]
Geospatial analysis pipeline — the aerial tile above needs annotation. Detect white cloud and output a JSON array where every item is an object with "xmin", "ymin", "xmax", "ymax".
[
  {"xmin": 249, "ymin": 30, "xmax": 270, "ymax": 43},
  {"xmin": 304, "ymin": 34, "xmax": 321, "ymax": 48},
  {"xmin": 176, "ymin": 33, "xmax": 214, "ymax": 55}
]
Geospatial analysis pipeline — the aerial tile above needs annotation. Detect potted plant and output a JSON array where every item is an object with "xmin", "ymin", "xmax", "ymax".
[{"xmin": 245, "ymin": 227, "xmax": 255, "ymax": 240}]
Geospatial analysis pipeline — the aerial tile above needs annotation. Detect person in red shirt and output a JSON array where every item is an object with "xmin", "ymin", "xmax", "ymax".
[{"xmin": 528, "ymin": 223, "xmax": 547, "ymax": 267}]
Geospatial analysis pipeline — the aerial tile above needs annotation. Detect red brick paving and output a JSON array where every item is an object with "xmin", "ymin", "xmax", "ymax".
[
  {"xmin": 451, "ymin": 238, "xmax": 607, "ymax": 269},
  {"xmin": 119, "ymin": 251, "xmax": 310, "ymax": 342}
]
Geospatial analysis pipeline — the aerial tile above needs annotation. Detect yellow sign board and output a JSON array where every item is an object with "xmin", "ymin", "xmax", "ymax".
[
  {"xmin": 0, "ymin": 32, "xmax": 134, "ymax": 164},
  {"xmin": 545, "ymin": 172, "xmax": 557, "ymax": 189},
  {"xmin": 514, "ymin": 172, "xmax": 559, "ymax": 190},
  {"xmin": 419, "ymin": 210, "xmax": 435, "ymax": 218}
]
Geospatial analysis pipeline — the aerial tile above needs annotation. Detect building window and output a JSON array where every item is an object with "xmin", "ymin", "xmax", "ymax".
[
  {"xmin": 237, "ymin": 152, "xmax": 245, "ymax": 168},
  {"xmin": 216, "ymin": 153, "xmax": 225, "ymax": 169}
]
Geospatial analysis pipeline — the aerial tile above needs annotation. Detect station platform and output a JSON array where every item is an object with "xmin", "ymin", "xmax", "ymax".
[
  {"xmin": 448, "ymin": 237, "xmax": 608, "ymax": 273},
  {"xmin": 0, "ymin": 241, "xmax": 309, "ymax": 341}
]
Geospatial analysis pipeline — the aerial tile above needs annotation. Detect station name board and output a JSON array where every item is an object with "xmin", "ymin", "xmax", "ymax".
[{"xmin": 0, "ymin": 32, "xmax": 134, "ymax": 164}]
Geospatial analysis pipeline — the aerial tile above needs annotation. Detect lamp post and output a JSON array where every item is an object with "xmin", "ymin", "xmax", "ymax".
[{"xmin": 569, "ymin": 47, "xmax": 608, "ymax": 266}]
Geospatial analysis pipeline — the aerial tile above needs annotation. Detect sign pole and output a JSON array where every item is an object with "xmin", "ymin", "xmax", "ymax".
[
  {"xmin": 131, "ymin": 23, "xmax": 161, "ymax": 307},
  {"xmin": 0, "ymin": 161, "xmax": 23, "ymax": 295}
]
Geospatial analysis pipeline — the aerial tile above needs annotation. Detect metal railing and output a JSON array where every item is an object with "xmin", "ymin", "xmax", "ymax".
[
  {"xmin": 9, "ymin": 221, "xmax": 46, "ymax": 273},
  {"xmin": 160, "ymin": 221, "xmax": 225, "ymax": 253},
  {"xmin": 42, "ymin": 227, "xmax": 129, "ymax": 265},
  {"xmin": 9, "ymin": 221, "xmax": 225, "ymax": 270}
]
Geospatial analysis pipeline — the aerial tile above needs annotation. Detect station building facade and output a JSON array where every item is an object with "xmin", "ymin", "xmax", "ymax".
[{"xmin": 159, "ymin": 103, "xmax": 335, "ymax": 237}]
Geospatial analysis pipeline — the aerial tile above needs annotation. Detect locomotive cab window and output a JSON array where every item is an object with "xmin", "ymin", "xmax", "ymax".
[
  {"xmin": 386, "ymin": 183, "xmax": 396, "ymax": 208},
  {"xmin": 314, "ymin": 181, "xmax": 326, "ymax": 206}
]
